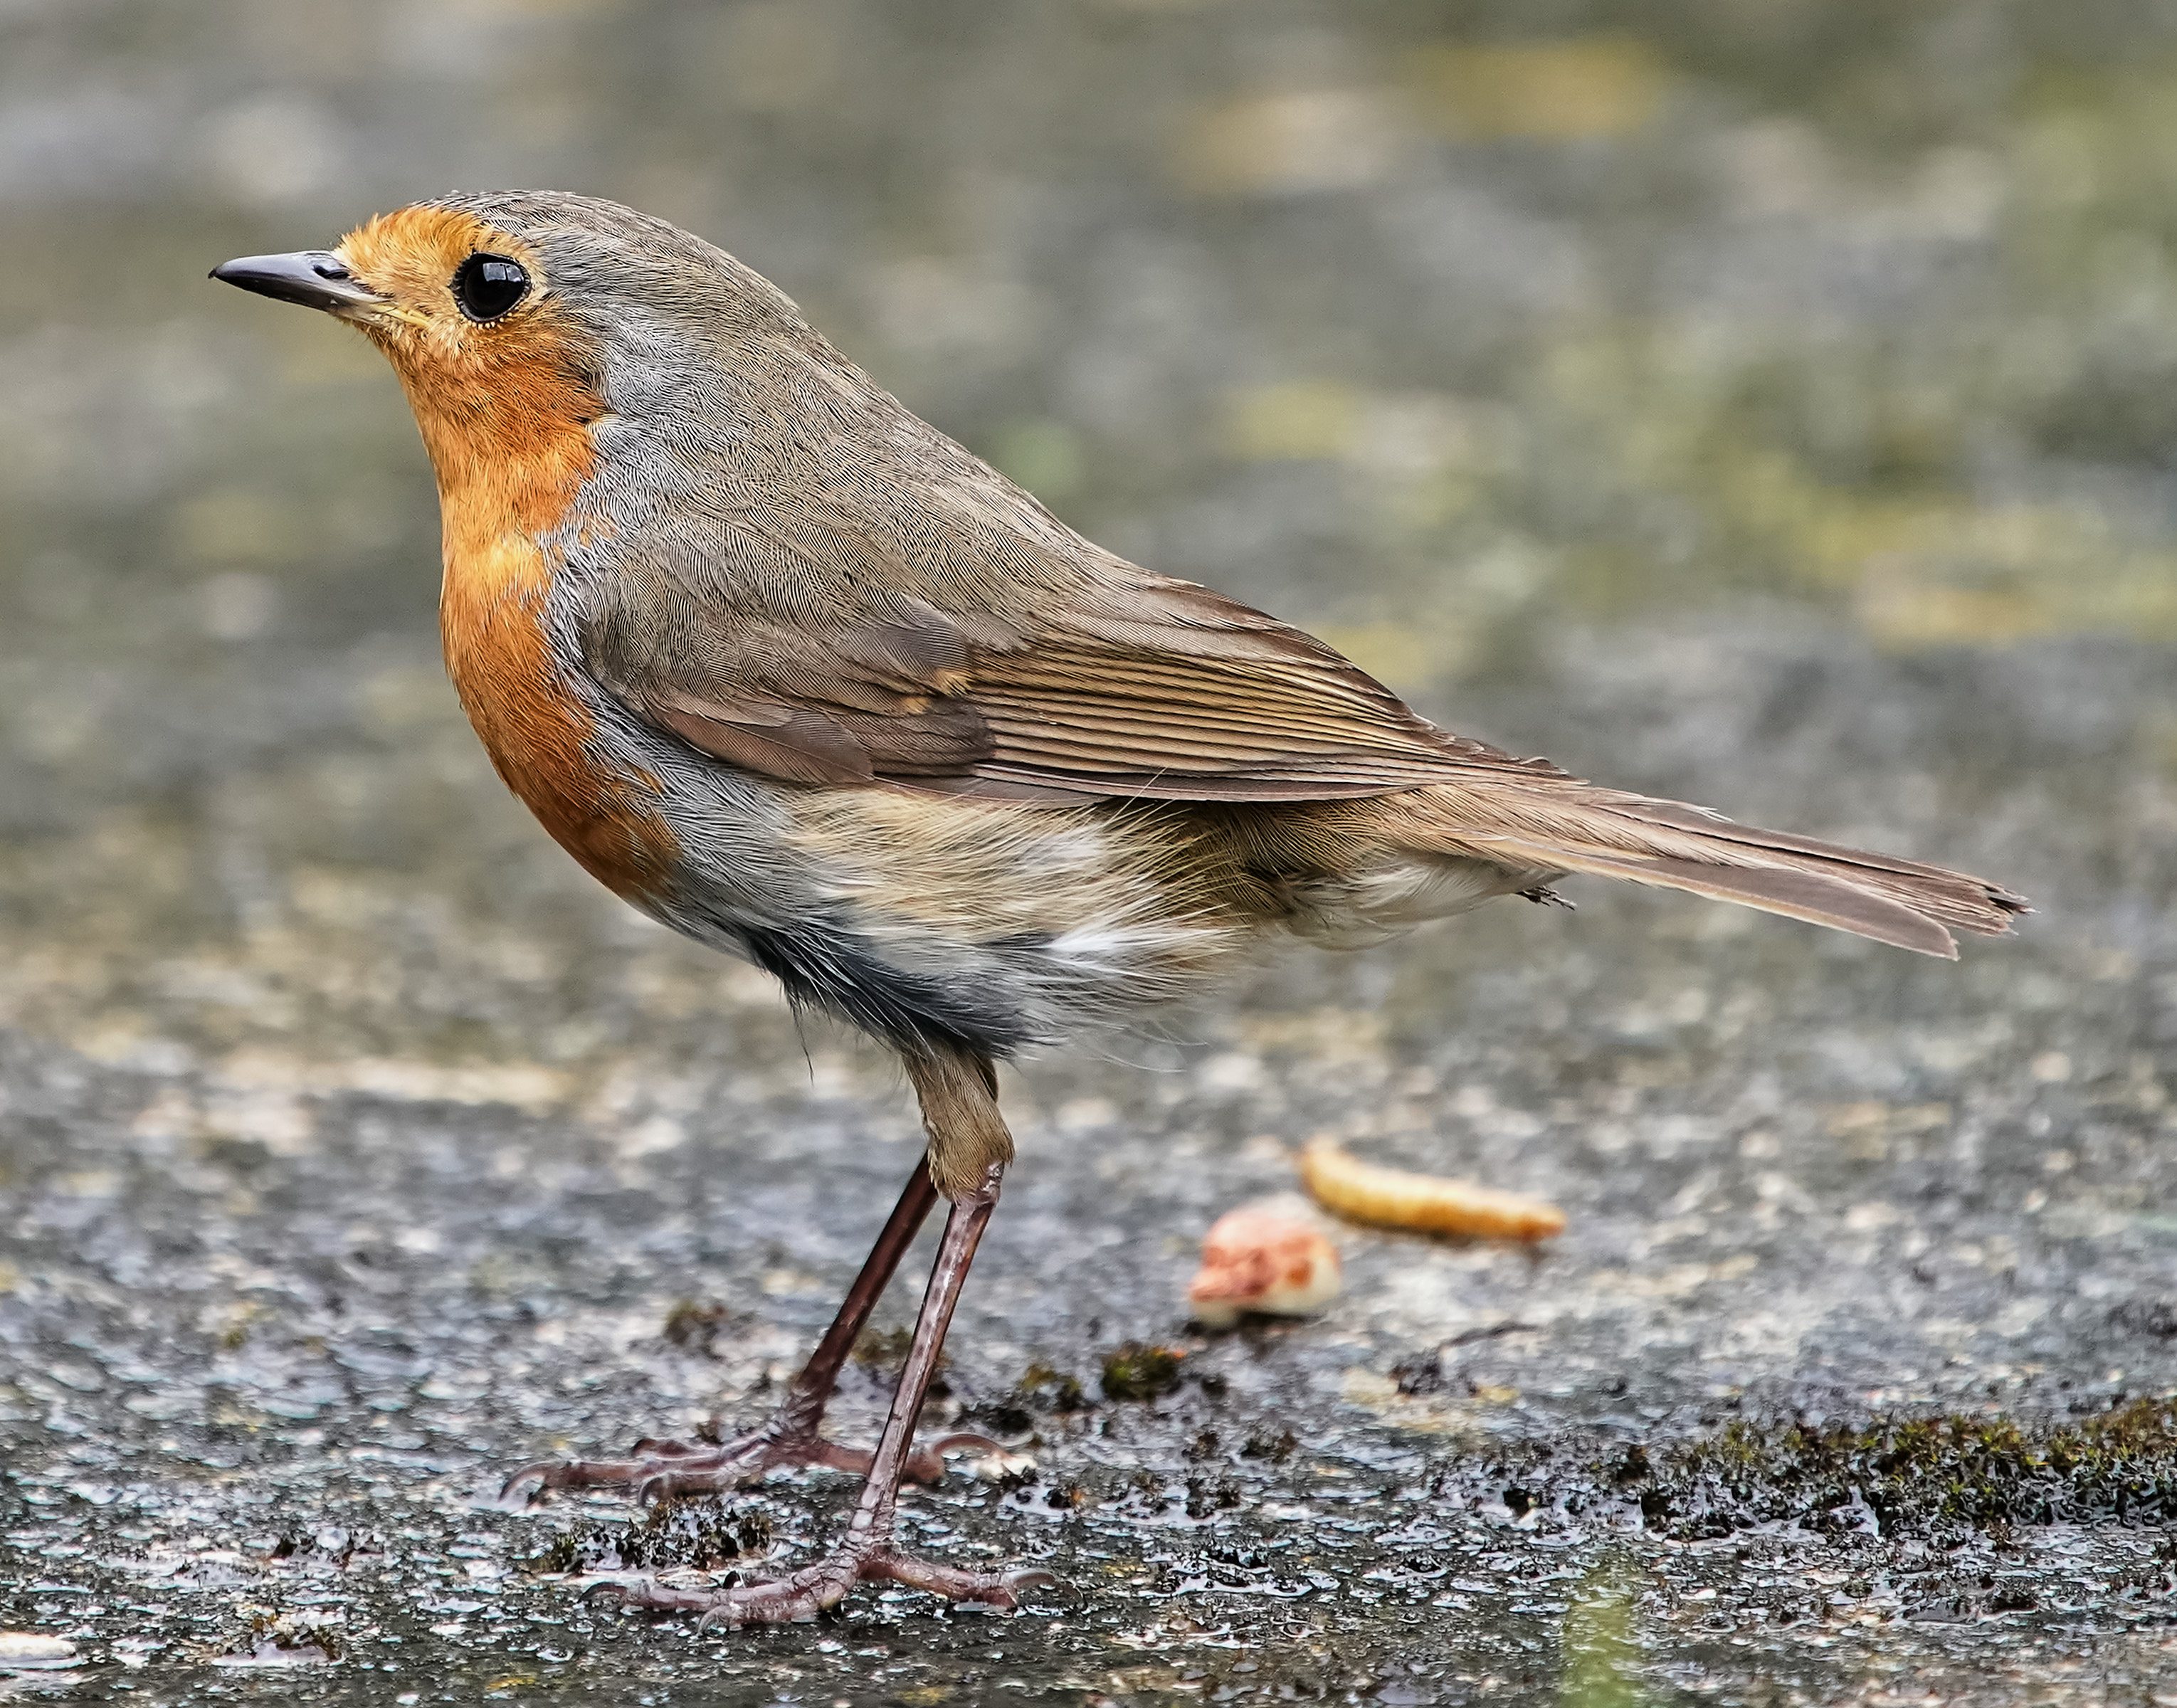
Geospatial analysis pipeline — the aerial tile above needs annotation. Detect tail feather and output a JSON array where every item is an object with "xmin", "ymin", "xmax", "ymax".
[{"xmin": 1416, "ymin": 785, "xmax": 2027, "ymax": 959}]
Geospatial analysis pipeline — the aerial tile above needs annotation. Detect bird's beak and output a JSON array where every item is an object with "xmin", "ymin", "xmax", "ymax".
[{"xmin": 210, "ymin": 250, "xmax": 386, "ymax": 317}]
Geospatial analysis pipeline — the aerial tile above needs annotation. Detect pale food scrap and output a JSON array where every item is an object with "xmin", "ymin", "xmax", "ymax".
[{"xmin": 1187, "ymin": 1199, "xmax": 1343, "ymax": 1327}]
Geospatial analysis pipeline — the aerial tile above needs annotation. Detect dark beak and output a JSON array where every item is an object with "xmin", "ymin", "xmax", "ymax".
[{"xmin": 211, "ymin": 250, "xmax": 384, "ymax": 315}]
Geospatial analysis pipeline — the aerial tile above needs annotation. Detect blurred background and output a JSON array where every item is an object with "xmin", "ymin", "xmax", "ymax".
[
  {"xmin": 3, "ymin": 1, "xmax": 2176, "ymax": 1699},
  {"xmin": 2, "ymin": 0, "xmax": 2172, "ymax": 1062}
]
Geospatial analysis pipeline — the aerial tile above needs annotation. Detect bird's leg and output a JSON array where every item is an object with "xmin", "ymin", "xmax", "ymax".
[
  {"xmin": 502, "ymin": 1155, "xmax": 996, "ymax": 1503},
  {"xmin": 603, "ymin": 1158, "xmax": 1050, "ymax": 1624},
  {"xmin": 601, "ymin": 1050, "xmax": 1053, "ymax": 1625}
]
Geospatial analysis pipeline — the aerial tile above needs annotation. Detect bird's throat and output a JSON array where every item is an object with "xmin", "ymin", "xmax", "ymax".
[{"xmin": 396, "ymin": 357, "xmax": 675, "ymax": 903}]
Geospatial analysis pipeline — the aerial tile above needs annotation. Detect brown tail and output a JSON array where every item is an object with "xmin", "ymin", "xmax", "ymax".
[{"xmin": 1413, "ymin": 785, "xmax": 2028, "ymax": 959}]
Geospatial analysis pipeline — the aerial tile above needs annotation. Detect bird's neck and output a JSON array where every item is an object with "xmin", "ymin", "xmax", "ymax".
[
  {"xmin": 388, "ymin": 362, "xmax": 596, "ymax": 584},
  {"xmin": 394, "ymin": 369, "xmax": 675, "ymax": 901}
]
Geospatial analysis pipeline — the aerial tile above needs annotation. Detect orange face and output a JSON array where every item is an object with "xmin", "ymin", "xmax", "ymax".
[{"xmin": 334, "ymin": 205, "xmax": 602, "ymax": 524}]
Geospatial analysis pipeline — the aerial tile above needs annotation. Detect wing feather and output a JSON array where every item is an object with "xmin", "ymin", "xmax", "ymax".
[{"xmin": 580, "ymin": 553, "xmax": 1547, "ymax": 802}]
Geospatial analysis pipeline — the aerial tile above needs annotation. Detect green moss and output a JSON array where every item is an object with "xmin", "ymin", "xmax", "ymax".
[
  {"xmin": 526, "ymin": 1531, "xmax": 583, "ymax": 1575},
  {"xmin": 522, "ymin": 1498, "xmax": 772, "ymax": 1576},
  {"xmin": 850, "ymin": 1324, "xmax": 916, "ymax": 1370},
  {"xmin": 1559, "ymin": 1558, "xmax": 1647, "ymax": 1708},
  {"xmin": 1100, "ymin": 1342, "xmax": 1186, "ymax": 1403},
  {"xmin": 1242, "ymin": 1425, "xmax": 1297, "ymax": 1462},
  {"xmin": 660, "ymin": 1298, "xmax": 731, "ymax": 1356},
  {"xmin": 1017, "ymin": 1360, "xmax": 1087, "ymax": 1413},
  {"xmin": 1647, "ymin": 1396, "xmax": 2177, "ymax": 1539},
  {"xmin": 226, "ymin": 1611, "xmax": 344, "ymax": 1665},
  {"xmin": 963, "ymin": 1359, "xmax": 1092, "ymax": 1434},
  {"xmin": 850, "ymin": 1324, "xmax": 952, "ymax": 1398}
]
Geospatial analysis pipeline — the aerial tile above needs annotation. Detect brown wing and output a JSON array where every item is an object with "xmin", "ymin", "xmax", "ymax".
[{"xmin": 579, "ymin": 557, "xmax": 1553, "ymax": 803}]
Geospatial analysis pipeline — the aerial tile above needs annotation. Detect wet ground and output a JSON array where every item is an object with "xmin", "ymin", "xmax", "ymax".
[{"xmin": 3, "ymin": 1, "xmax": 2176, "ymax": 1702}]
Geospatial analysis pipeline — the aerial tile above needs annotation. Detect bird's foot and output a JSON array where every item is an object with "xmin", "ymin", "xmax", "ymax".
[
  {"xmin": 594, "ymin": 1537, "xmax": 1056, "ymax": 1628},
  {"xmin": 501, "ymin": 1418, "xmax": 999, "ymax": 1504}
]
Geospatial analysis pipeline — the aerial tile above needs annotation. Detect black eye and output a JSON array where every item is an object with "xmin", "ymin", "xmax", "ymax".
[{"xmin": 452, "ymin": 253, "xmax": 529, "ymax": 323}]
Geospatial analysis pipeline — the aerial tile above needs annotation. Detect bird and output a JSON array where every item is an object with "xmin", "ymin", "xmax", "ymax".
[{"xmin": 213, "ymin": 192, "xmax": 2025, "ymax": 1625}]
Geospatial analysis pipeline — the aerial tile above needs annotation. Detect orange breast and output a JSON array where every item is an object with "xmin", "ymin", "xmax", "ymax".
[{"xmin": 438, "ymin": 527, "xmax": 679, "ymax": 902}]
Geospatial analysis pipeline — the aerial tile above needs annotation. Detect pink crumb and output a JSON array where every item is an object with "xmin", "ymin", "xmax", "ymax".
[{"xmin": 1187, "ymin": 1202, "xmax": 1342, "ymax": 1328}]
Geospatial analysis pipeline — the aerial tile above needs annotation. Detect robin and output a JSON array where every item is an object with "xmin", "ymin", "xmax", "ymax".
[{"xmin": 214, "ymin": 193, "xmax": 2024, "ymax": 1625}]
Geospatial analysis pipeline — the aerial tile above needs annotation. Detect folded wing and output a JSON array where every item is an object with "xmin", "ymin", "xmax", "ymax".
[{"xmin": 579, "ymin": 557, "xmax": 1561, "ymax": 802}]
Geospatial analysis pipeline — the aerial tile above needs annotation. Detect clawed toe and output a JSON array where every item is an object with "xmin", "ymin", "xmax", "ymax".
[
  {"xmin": 501, "ymin": 1453, "xmax": 665, "ymax": 1504},
  {"xmin": 501, "ymin": 1432, "xmax": 779, "ymax": 1505},
  {"xmin": 900, "ymin": 1430, "xmax": 1003, "ymax": 1484},
  {"xmin": 503, "ymin": 1425, "xmax": 1002, "ymax": 1507},
  {"xmin": 869, "ymin": 1553, "xmax": 1057, "ymax": 1611},
  {"xmin": 591, "ymin": 1545, "xmax": 1057, "ymax": 1628}
]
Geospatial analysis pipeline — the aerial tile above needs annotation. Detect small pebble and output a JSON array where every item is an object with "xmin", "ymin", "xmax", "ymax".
[{"xmin": 0, "ymin": 1633, "xmax": 78, "ymax": 1671}]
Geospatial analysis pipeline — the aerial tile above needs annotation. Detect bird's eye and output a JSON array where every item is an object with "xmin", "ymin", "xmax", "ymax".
[{"xmin": 452, "ymin": 253, "xmax": 529, "ymax": 323}]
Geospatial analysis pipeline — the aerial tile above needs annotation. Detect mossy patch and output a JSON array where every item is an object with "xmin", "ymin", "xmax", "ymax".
[
  {"xmin": 850, "ymin": 1324, "xmax": 914, "ymax": 1371},
  {"xmin": 1102, "ymin": 1342, "xmax": 1186, "ymax": 1403},
  {"xmin": 660, "ymin": 1298, "xmax": 733, "ymax": 1356},
  {"xmin": 1242, "ymin": 1425, "xmax": 1297, "ymax": 1462},
  {"xmin": 524, "ymin": 1498, "xmax": 773, "ymax": 1576},
  {"xmin": 1638, "ymin": 1396, "xmax": 2177, "ymax": 1539},
  {"xmin": 216, "ymin": 1610, "xmax": 344, "ymax": 1666},
  {"xmin": 850, "ymin": 1324, "xmax": 951, "ymax": 1398},
  {"xmin": 960, "ymin": 1359, "xmax": 1091, "ymax": 1435},
  {"xmin": 1018, "ymin": 1360, "xmax": 1086, "ymax": 1411}
]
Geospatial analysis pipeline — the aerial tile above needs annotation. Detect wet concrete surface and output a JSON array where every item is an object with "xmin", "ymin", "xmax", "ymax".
[
  {"xmin": 3, "ymin": 619, "xmax": 2171, "ymax": 1704},
  {"xmin": 4, "ymin": 0, "xmax": 2177, "ymax": 1701}
]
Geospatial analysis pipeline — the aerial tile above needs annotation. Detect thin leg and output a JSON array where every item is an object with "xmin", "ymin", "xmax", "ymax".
[
  {"xmin": 502, "ymin": 1156, "xmax": 996, "ymax": 1503},
  {"xmin": 603, "ymin": 1159, "xmax": 1053, "ymax": 1625}
]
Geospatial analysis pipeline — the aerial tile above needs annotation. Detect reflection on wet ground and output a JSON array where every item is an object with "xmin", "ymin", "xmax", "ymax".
[{"xmin": 2, "ymin": 0, "xmax": 2175, "ymax": 1700}]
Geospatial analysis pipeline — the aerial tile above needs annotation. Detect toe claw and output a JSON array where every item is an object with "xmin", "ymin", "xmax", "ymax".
[
  {"xmin": 900, "ymin": 1430, "xmax": 1004, "ymax": 1483},
  {"xmin": 510, "ymin": 1420, "xmax": 984, "ymax": 1506},
  {"xmin": 502, "ymin": 1428, "xmax": 812, "ymax": 1507},
  {"xmin": 584, "ymin": 1543, "xmax": 1058, "ymax": 1628},
  {"xmin": 925, "ymin": 1430, "xmax": 1003, "ymax": 1459},
  {"xmin": 500, "ymin": 1458, "xmax": 623, "ymax": 1504},
  {"xmin": 498, "ymin": 1462, "xmax": 551, "ymax": 1503},
  {"xmin": 962, "ymin": 1568, "xmax": 1057, "ymax": 1611}
]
